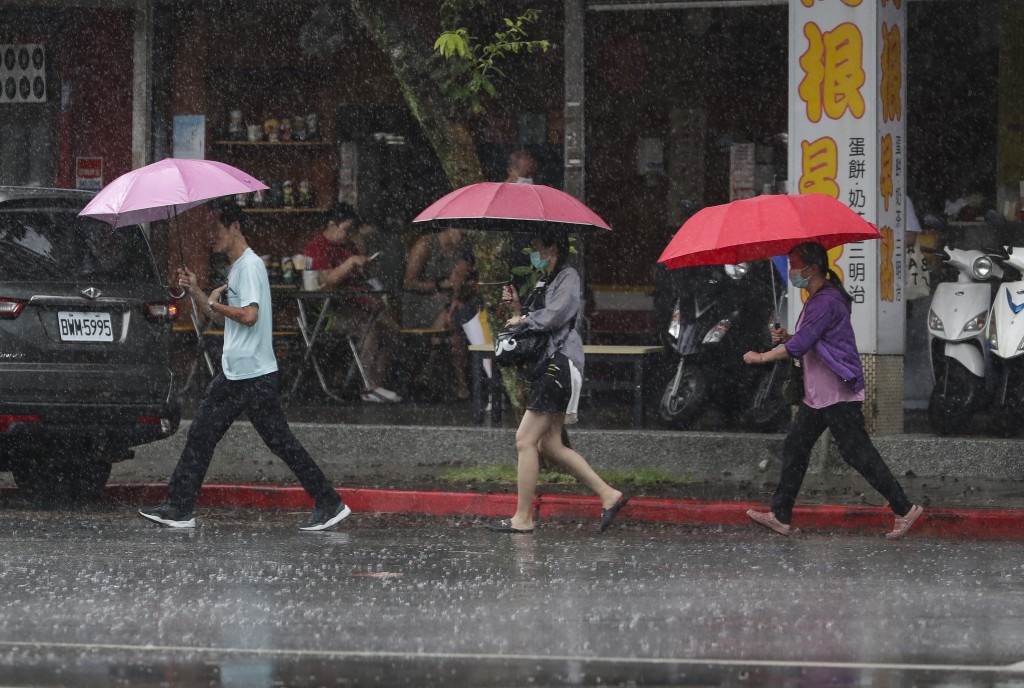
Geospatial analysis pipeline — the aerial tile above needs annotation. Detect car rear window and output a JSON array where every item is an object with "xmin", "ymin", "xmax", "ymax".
[{"xmin": 0, "ymin": 209, "xmax": 158, "ymax": 284}]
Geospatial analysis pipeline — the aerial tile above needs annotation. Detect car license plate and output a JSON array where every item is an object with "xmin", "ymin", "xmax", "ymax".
[{"xmin": 58, "ymin": 311, "xmax": 113, "ymax": 342}]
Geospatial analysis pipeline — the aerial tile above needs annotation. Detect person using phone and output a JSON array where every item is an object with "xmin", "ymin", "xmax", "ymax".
[
  {"xmin": 303, "ymin": 203, "xmax": 401, "ymax": 403},
  {"xmin": 402, "ymin": 227, "xmax": 482, "ymax": 400},
  {"xmin": 140, "ymin": 202, "xmax": 350, "ymax": 531}
]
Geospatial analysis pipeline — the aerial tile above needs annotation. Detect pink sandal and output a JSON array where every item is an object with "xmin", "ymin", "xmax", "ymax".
[
  {"xmin": 747, "ymin": 510, "xmax": 794, "ymax": 536},
  {"xmin": 886, "ymin": 504, "xmax": 924, "ymax": 540}
]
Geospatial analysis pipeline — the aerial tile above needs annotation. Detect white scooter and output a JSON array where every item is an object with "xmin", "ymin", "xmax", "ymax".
[
  {"xmin": 984, "ymin": 246, "xmax": 1024, "ymax": 436},
  {"xmin": 925, "ymin": 246, "xmax": 1002, "ymax": 434}
]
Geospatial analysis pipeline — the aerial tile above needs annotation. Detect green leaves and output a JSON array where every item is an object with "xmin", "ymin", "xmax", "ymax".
[
  {"xmin": 432, "ymin": 6, "xmax": 550, "ymax": 114},
  {"xmin": 433, "ymin": 29, "xmax": 471, "ymax": 59}
]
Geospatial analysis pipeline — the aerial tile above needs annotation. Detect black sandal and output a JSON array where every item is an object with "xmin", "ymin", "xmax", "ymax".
[
  {"xmin": 486, "ymin": 518, "xmax": 534, "ymax": 534},
  {"xmin": 598, "ymin": 495, "xmax": 630, "ymax": 534}
]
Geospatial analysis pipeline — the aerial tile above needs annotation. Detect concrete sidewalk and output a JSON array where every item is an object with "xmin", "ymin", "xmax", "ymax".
[
  {"xmin": 106, "ymin": 420, "xmax": 1024, "ymax": 502},
  {"xmin": 88, "ymin": 483, "xmax": 1024, "ymax": 540},
  {"xmin": 55, "ymin": 419, "xmax": 1024, "ymax": 538}
]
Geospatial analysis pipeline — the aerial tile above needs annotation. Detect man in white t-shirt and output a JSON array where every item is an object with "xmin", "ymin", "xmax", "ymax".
[{"xmin": 140, "ymin": 203, "xmax": 349, "ymax": 531}]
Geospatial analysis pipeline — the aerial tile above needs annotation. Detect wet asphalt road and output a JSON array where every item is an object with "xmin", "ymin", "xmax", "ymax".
[{"xmin": 0, "ymin": 506, "xmax": 1023, "ymax": 687}]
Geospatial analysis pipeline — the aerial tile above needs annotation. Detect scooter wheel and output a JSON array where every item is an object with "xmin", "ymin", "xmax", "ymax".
[
  {"xmin": 742, "ymin": 370, "xmax": 790, "ymax": 433},
  {"xmin": 657, "ymin": 369, "xmax": 708, "ymax": 429},
  {"xmin": 928, "ymin": 362, "xmax": 982, "ymax": 435}
]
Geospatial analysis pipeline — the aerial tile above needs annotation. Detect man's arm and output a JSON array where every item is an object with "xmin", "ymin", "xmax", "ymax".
[
  {"xmin": 179, "ymin": 266, "xmax": 226, "ymax": 327},
  {"xmin": 209, "ymin": 299, "xmax": 258, "ymax": 327}
]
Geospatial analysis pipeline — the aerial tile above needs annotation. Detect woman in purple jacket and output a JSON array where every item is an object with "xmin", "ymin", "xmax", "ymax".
[{"xmin": 742, "ymin": 241, "xmax": 923, "ymax": 539}]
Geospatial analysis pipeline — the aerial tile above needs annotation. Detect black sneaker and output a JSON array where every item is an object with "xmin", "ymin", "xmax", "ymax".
[
  {"xmin": 299, "ymin": 502, "xmax": 352, "ymax": 531},
  {"xmin": 139, "ymin": 503, "xmax": 195, "ymax": 529}
]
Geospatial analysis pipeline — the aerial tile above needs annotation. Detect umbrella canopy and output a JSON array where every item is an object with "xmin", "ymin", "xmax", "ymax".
[
  {"xmin": 78, "ymin": 158, "xmax": 268, "ymax": 228},
  {"xmin": 658, "ymin": 193, "xmax": 881, "ymax": 269},
  {"xmin": 413, "ymin": 182, "xmax": 611, "ymax": 233}
]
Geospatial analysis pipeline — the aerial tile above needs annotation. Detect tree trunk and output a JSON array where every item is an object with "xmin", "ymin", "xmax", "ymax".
[{"xmin": 351, "ymin": 0, "xmax": 524, "ymax": 412}]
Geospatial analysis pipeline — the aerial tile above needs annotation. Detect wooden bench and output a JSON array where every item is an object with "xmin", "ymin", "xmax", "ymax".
[{"xmin": 468, "ymin": 344, "xmax": 663, "ymax": 427}]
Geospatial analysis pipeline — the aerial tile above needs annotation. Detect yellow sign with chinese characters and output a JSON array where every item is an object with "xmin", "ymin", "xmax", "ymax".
[{"xmin": 789, "ymin": 0, "xmax": 906, "ymax": 353}]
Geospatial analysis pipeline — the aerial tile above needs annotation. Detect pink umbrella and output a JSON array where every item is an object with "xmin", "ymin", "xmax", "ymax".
[
  {"xmin": 79, "ymin": 157, "xmax": 268, "ymax": 298},
  {"xmin": 79, "ymin": 158, "xmax": 267, "ymax": 229},
  {"xmin": 658, "ymin": 193, "xmax": 880, "ymax": 269},
  {"xmin": 413, "ymin": 182, "xmax": 610, "ymax": 233}
]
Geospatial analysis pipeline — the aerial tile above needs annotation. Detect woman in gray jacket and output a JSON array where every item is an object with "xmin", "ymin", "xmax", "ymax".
[{"xmin": 487, "ymin": 230, "xmax": 628, "ymax": 534}]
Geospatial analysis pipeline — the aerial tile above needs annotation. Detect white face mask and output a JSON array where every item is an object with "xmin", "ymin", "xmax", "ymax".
[{"xmin": 515, "ymin": 177, "xmax": 534, "ymax": 185}]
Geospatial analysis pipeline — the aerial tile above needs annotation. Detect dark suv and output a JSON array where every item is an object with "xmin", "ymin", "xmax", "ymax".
[{"xmin": 0, "ymin": 187, "xmax": 180, "ymax": 503}]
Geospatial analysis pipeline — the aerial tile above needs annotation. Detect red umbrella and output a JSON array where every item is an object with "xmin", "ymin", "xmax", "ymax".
[
  {"xmin": 658, "ymin": 193, "xmax": 880, "ymax": 269},
  {"xmin": 413, "ymin": 182, "xmax": 611, "ymax": 233}
]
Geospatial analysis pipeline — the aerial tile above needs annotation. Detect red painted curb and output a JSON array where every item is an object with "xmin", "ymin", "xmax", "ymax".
[{"xmin": 92, "ymin": 483, "xmax": 1024, "ymax": 540}]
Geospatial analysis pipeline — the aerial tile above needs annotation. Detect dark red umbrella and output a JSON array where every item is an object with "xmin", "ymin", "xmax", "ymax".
[
  {"xmin": 658, "ymin": 193, "xmax": 880, "ymax": 269},
  {"xmin": 413, "ymin": 182, "xmax": 610, "ymax": 233}
]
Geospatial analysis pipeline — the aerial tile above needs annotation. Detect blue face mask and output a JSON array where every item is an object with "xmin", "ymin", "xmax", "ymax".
[
  {"xmin": 530, "ymin": 251, "xmax": 549, "ymax": 270},
  {"xmin": 789, "ymin": 267, "xmax": 810, "ymax": 290}
]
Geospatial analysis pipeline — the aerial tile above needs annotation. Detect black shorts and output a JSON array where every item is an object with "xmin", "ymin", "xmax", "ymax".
[{"xmin": 526, "ymin": 352, "xmax": 572, "ymax": 415}]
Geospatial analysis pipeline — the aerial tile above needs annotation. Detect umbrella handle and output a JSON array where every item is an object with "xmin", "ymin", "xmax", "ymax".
[
  {"xmin": 163, "ymin": 206, "xmax": 188, "ymax": 299},
  {"xmin": 494, "ymin": 276, "xmax": 517, "ymax": 320},
  {"xmin": 172, "ymin": 205, "xmax": 188, "ymax": 268}
]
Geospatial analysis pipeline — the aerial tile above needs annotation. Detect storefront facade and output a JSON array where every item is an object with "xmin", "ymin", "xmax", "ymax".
[
  {"xmin": 4, "ymin": 0, "xmax": 1020, "ymax": 418},
  {"xmin": 0, "ymin": 3, "xmax": 136, "ymax": 192}
]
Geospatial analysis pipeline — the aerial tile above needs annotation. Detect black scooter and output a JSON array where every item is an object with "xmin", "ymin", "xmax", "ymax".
[{"xmin": 654, "ymin": 261, "xmax": 789, "ymax": 431}]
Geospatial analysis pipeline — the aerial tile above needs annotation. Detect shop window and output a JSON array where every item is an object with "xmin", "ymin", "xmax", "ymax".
[{"xmin": 0, "ymin": 104, "xmax": 53, "ymax": 186}]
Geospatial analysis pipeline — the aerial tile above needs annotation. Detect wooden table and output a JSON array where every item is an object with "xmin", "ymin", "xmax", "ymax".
[{"xmin": 468, "ymin": 344, "xmax": 663, "ymax": 427}]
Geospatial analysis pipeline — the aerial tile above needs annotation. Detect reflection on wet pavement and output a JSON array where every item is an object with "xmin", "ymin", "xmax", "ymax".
[{"xmin": 0, "ymin": 508, "xmax": 1022, "ymax": 686}]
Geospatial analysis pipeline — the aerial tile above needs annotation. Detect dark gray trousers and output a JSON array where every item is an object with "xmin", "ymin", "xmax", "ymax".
[
  {"xmin": 771, "ymin": 402, "xmax": 912, "ymax": 524},
  {"xmin": 168, "ymin": 372, "xmax": 340, "ymax": 513}
]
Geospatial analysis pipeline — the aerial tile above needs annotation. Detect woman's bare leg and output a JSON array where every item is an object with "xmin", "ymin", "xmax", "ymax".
[
  {"xmin": 359, "ymin": 322, "xmax": 383, "ymax": 389},
  {"xmin": 539, "ymin": 414, "xmax": 622, "ymax": 509},
  {"xmin": 418, "ymin": 311, "xmax": 448, "ymax": 390},
  {"xmin": 364, "ymin": 313, "xmax": 398, "ymax": 390},
  {"xmin": 510, "ymin": 410, "xmax": 553, "ymax": 530}
]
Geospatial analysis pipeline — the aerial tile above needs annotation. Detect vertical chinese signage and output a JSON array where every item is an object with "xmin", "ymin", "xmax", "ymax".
[{"xmin": 788, "ymin": 0, "xmax": 906, "ymax": 354}]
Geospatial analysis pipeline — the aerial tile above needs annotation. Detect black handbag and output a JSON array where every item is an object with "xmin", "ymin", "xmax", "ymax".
[
  {"xmin": 493, "ymin": 279, "xmax": 553, "ymax": 377},
  {"xmin": 494, "ymin": 325, "xmax": 550, "ymax": 369}
]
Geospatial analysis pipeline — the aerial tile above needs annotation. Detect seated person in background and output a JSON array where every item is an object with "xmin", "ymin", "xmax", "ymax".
[
  {"xmin": 402, "ymin": 227, "xmax": 481, "ymax": 400},
  {"xmin": 506, "ymin": 148, "xmax": 537, "ymax": 184},
  {"xmin": 353, "ymin": 220, "xmax": 407, "ymax": 309},
  {"xmin": 506, "ymin": 149, "xmax": 538, "ymax": 292},
  {"xmin": 303, "ymin": 202, "xmax": 401, "ymax": 403}
]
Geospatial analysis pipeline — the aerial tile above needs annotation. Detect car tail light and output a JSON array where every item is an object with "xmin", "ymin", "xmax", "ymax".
[
  {"xmin": 0, "ymin": 414, "xmax": 40, "ymax": 433},
  {"xmin": 138, "ymin": 415, "xmax": 173, "ymax": 434},
  {"xmin": 145, "ymin": 301, "xmax": 179, "ymax": 322},
  {"xmin": 0, "ymin": 298, "xmax": 26, "ymax": 319}
]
